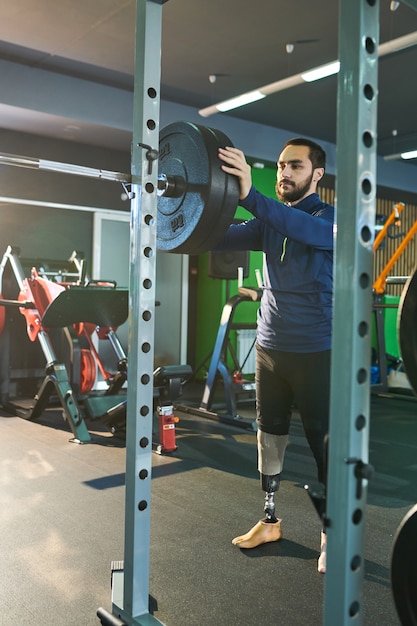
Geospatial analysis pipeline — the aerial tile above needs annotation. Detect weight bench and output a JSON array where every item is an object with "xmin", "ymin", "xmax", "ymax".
[{"xmin": 95, "ymin": 364, "xmax": 193, "ymax": 446}]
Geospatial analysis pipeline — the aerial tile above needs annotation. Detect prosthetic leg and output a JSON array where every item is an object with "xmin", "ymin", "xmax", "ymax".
[{"xmin": 232, "ymin": 431, "xmax": 288, "ymax": 548}]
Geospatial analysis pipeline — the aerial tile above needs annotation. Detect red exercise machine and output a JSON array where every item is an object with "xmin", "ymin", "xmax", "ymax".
[
  {"xmin": 0, "ymin": 245, "xmax": 192, "ymax": 449},
  {"xmin": 0, "ymin": 245, "xmax": 128, "ymax": 442}
]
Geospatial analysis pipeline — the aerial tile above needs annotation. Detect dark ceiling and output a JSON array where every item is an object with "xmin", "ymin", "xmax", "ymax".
[{"xmin": 1, "ymin": 0, "xmax": 417, "ymax": 160}]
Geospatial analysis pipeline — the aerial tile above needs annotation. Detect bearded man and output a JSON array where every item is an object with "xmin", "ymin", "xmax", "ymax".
[{"xmin": 217, "ymin": 138, "xmax": 334, "ymax": 574}]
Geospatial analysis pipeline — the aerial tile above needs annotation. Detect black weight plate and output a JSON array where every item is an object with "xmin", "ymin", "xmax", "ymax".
[
  {"xmin": 391, "ymin": 503, "xmax": 417, "ymax": 626},
  {"xmin": 204, "ymin": 125, "xmax": 242, "ymax": 250},
  {"xmin": 186, "ymin": 124, "xmax": 237, "ymax": 255},
  {"xmin": 157, "ymin": 121, "xmax": 239, "ymax": 255},
  {"xmin": 398, "ymin": 267, "xmax": 417, "ymax": 395}
]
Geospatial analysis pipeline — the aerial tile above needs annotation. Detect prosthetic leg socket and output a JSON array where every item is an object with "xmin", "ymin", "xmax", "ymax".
[{"xmin": 257, "ymin": 431, "xmax": 288, "ymax": 475}]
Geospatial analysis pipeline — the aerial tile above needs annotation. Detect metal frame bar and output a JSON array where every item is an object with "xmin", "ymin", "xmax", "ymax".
[
  {"xmin": 324, "ymin": 1, "xmax": 379, "ymax": 624},
  {"xmin": 108, "ymin": 1, "xmax": 167, "ymax": 624}
]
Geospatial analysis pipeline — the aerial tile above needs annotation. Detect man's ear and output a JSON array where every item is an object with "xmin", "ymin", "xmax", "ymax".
[{"xmin": 314, "ymin": 168, "xmax": 325, "ymax": 183}]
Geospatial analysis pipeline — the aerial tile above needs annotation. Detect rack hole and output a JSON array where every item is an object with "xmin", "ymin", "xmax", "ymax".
[
  {"xmin": 365, "ymin": 37, "xmax": 375, "ymax": 54},
  {"xmin": 362, "ymin": 130, "xmax": 373, "ymax": 147},
  {"xmin": 349, "ymin": 601, "xmax": 360, "ymax": 618},
  {"xmin": 359, "ymin": 273, "xmax": 370, "ymax": 289},
  {"xmin": 357, "ymin": 368, "xmax": 367, "ymax": 384},
  {"xmin": 362, "ymin": 177, "xmax": 372, "ymax": 195},
  {"xmin": 364, "ymin": 83, "xmax": 374, "ymax": 101},
  {"xmin": 358, "ymin": 321, "xmax": 368, "ymax": 337},
  {"xmin": 361, "ymin": 225, "xmax": 372, "ymax": 243},
  {"xmin": 355, "ymin": 414, "xmax": 366, "ymax": 431}
]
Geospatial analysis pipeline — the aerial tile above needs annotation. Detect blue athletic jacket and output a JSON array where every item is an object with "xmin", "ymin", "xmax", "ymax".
[{"xmin": 215, "ymin": 187, "xmax": 335, "ymax": 353}]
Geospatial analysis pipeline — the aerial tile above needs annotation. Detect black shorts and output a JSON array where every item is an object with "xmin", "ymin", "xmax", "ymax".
[{"xmin": 255, "ymin": 343, "xmax": 331, "ymax": 483}]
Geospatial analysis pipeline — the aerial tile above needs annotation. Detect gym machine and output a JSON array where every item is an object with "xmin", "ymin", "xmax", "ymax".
[
  {"xmin": 178, "ymin": 281, "xmax": 261, "ymax": 430},
  {"xmin": 0, "ymin": 245, "xmax": 129, "ymax": 442},
  {"xmin": 0, "ymin": 245, "xmax": 192, "ymax": 450}
]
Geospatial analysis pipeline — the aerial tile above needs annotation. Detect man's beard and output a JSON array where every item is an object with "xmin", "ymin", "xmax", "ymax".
[{"xmin": 275, "ymin": 171, "xmax": 314, "ymax": 203}]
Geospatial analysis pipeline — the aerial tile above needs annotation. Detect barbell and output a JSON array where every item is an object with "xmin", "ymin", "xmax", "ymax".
[{"xmin": 0, "ymin": 121, "xmax": 240, "ymax": 256}]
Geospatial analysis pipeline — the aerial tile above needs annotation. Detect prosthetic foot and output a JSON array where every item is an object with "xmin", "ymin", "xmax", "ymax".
[
  {"xmin": 318, "ymin": 530, "xmax": 326, "ymax": 574},
  {"xmin": 232, "ymin": 519, "xmax": 283, "ymax": 548}
]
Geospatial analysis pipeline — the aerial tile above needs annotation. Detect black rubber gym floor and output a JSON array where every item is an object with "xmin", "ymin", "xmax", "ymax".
[{"xmin": 0, "ymin": 386, "xmax": 416, "ymax": 625}]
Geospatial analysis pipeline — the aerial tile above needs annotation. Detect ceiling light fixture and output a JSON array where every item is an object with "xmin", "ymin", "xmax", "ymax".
[
  {"xmin": 400, "ymin": 149, "xmax": 417, "ymax": 159},
  {"xmin": 199, "ymin": 30, "xmax": 417, "ymax": 117},
  {"xmin": 217, "ymin": 90, "xmax": 266, "ymax": 112},
  {"xmin": 301, "ymin": 61, "xmax": 340, "ymax": 82},
  {"xmin": 390, "ymin": 1, "xmax": 400, "ymax": 10}
]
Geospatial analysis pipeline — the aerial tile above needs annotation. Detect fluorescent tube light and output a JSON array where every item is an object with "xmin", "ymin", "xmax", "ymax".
[
  {"xmin": 199, "ymin": 31, "xmax": 417, "ymax": 117},
  {"xmin": 401, "ymin": 149, "xmax": 417, "ymax": 159},
  {"xmin": 301, "ymin": 61, "xmax": 340, "ymax": 82},
  {"xmin": 200, "ymin": 75, "xmax": 305, "ymax": 117},
  {"xmin": 216, "ymin": 90, "xmax": 266, "ymax": 112}
]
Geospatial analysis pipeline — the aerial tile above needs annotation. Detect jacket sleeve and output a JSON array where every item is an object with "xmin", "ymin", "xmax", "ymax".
[
  {"xmin": 212, "ymin": 217, "xmax": 263, "ymax": 251},
  {"xmin": 241, "ymin": 187, "xmax": 334, "ymax": 250}
]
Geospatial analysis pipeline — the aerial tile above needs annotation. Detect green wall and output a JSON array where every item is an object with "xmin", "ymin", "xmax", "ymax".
[
  {"xmin": 371, "ymin": 295, "xmax": 401, "ymax": 361},
  {"xmin": 194, "ymin": 163, "xmax": 276, "ymax": 379}
]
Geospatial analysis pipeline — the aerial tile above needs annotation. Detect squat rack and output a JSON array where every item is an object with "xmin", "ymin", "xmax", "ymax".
[
  {"xmin": 110, "ymin": 1, "xmax": 416, "ymax": 624},
  {"xmin": 1, "ymin": 1, "xmax": 416, "ymax": 624}
]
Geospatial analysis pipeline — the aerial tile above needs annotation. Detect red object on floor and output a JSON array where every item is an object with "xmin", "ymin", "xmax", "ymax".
[{"xmin": 158, "ymin": 406, "xmax": 179, "ymax": 452}]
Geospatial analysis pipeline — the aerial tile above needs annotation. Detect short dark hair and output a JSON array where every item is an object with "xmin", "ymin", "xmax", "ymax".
[{"xmin": 283, "ymin": 137, "xmax": 326, "ymax": 171}]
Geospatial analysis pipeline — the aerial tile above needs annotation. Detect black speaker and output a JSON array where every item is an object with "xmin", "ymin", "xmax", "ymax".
[{"xmin": 208, "ymin": 250, "xmax": 249, "ymax": 280}]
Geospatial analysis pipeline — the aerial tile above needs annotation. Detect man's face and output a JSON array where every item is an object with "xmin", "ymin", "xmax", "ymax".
[{"xmin": 275, "ymin": 144, "xmax": 321, "ymax": 204}]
